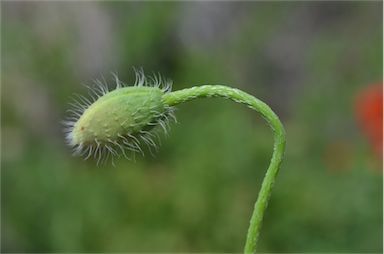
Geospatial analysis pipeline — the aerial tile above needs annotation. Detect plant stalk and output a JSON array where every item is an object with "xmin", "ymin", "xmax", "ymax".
[{"xmin": 162, "ymin": 85, "xmax": 286, "ymax": 254}]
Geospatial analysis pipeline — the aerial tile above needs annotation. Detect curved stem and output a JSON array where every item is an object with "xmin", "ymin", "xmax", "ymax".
[{"xmin": 162, "ymin": 85, "xmax": 286, "ymax": 254}]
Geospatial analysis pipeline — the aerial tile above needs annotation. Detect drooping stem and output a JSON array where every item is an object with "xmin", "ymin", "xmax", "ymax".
[{"xmin": 162, "ymin": 85, "xmax": 286, "ymax": 254}]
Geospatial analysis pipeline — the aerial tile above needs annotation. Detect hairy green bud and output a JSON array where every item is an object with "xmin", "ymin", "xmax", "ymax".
[
  {"xmin": 71, "ymin": 86, "xmax": 165, "ymax": 145},
  {"xmin": 64, "ymin": 70, "xmax": 174, "ymax": 163}
]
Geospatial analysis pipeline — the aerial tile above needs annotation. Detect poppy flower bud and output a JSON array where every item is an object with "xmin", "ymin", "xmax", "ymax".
[{"xmin": 64, "ymin": 70, "xmax": 174, "ymax": 163}]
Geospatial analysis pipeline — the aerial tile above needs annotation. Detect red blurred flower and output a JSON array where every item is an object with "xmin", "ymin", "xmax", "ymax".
[{"xmin": 355, "ymin": 83, "xmax": 383, "ymax": 160}]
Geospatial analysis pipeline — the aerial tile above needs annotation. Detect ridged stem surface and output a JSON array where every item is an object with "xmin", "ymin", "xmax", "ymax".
[{"xmin": 162, "ymin": 85, "xmax": 286, "ymax": 254}]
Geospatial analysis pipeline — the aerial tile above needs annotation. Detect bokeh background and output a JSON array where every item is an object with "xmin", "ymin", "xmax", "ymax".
[{"xmin": 1, "ymin": 1, "xmax": 382, "ymax": 253}]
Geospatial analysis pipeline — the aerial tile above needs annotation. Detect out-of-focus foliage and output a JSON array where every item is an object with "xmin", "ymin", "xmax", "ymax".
[{"xmin": 1, "ymin": 2, "xmax": 382, "ymax": 252}]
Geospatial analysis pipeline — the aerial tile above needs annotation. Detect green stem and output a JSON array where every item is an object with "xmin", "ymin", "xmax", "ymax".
[{"xmin": 162, "ymin": 85, "xmax": 286, "ymax": 254}]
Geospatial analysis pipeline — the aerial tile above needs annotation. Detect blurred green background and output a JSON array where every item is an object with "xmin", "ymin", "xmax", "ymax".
[{"xmin": 1, "ymin": 1, "xmax": 382, "ymax": 253}]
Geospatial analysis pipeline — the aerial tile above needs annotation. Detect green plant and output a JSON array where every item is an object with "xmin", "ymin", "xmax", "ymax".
[{"xmin": 65, "ymin": 70, "xmax": 286, "ymax": 253}]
